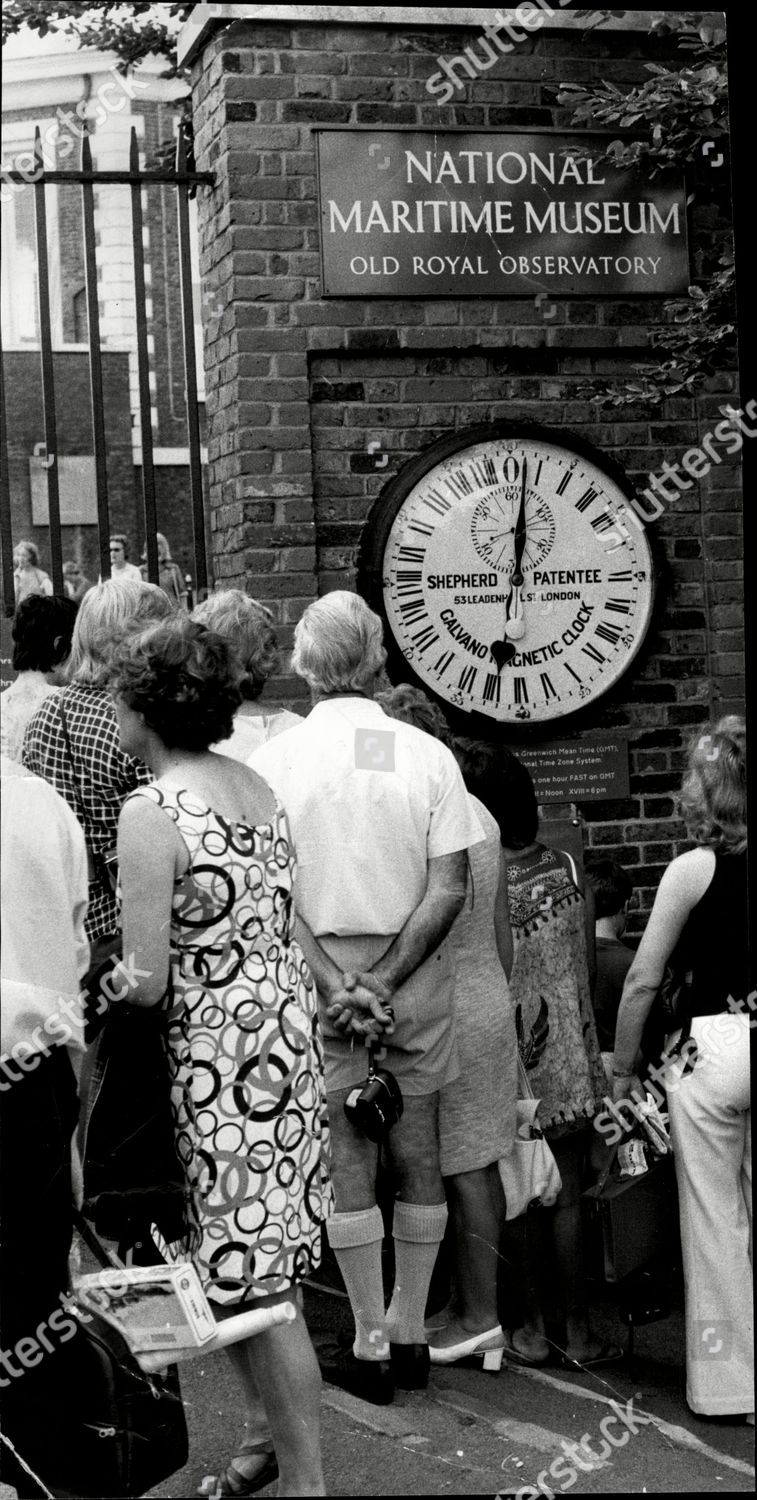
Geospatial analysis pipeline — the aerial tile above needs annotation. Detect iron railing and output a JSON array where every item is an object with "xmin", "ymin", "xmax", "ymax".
[{"xmin": 0, "ymin": 127, "xmax": 213, "ymax": 613}]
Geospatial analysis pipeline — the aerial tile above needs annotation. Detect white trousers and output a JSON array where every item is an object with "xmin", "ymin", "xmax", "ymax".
[{"xmin": 666, "ymin": 1013, "xmax": 752, "ymax": 1414}]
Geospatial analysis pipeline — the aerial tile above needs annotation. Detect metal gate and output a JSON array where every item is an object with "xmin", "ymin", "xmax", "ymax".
[{"xmin": 0, "ymin": 126, "xmax": 214, "ymax": 614}]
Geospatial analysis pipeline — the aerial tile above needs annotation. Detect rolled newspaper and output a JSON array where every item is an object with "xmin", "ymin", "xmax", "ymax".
[{"xmin": 136, "ymin": 1301, "xmax": 297, "ymax": 1372}]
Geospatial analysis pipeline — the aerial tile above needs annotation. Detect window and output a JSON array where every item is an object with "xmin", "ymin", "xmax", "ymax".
[{"xmin": 1, "ymin": 121, "xmax": 62, "ymax": 348}]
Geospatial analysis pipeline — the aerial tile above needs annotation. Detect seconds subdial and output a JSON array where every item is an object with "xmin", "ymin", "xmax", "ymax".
[{"xmin": 471, "ymin": 488, "xmax": 555, "ymax": 573}]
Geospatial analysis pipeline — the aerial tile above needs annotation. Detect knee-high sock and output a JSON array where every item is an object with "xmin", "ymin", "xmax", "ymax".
[
  {"xmin": 386, "ymin": 1200, "xmax": 448, "ymax": 1345},
  {"xmin": 326, "ymin": 1206, "xmax": 388, "ymax": 1360}
]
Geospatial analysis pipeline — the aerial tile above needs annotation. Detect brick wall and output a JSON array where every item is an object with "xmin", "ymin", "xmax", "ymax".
[{"xmin": 190, "ymin": 17, "xmax": 743, "ymax": 931}]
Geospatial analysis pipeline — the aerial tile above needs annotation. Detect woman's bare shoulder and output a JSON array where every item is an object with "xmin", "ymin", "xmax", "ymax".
[
  {"xmin": 210, "ymin": 753, "xmax": 278, "ymax": 820},
  {"xmin": 120, "ymin": 786, "xmax": 178, "ymax": 835},
  {"xmin": 658, "ymin": 846, "xmax": 716, "ymax": 901},
  {"xmin": 665, "ymin": 845, "xmax": 716, "ymax": 878}
]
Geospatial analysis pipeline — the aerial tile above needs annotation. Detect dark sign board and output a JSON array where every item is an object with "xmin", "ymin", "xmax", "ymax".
[
  {"xmin": 315, "ymin": 129, "xmax": 689, "ymax": 297},
  {"xmin": 514, "ymin": 737, "xmax": 630, "ymax": 803}
]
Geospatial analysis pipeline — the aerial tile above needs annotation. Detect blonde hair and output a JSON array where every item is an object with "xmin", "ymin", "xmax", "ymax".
[
  {"xmin": 679, "ymin": 715, "xmax": 747, "ymax": 855},
  {"xmin": 192, "ymin": 589, "xmax": 278, "ymax": 701},
  {"xmin": 67, "ymin": 579, "xmax": 174, "ymax": 687},
  {"xmin": 14, "ymin": 540, "xmax": 39, "ymax": 567},
  {"xmin": 292, "ymin": 591, "xmax": 386, "ymax": 695}
]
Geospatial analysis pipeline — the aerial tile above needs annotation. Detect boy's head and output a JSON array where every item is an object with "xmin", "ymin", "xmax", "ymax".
[{"xmin": 583, "ymin": 854, "xmax": 633, "ymax": 934}]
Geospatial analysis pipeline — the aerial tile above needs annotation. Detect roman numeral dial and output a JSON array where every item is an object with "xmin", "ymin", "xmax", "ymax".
[{"xmin": 360, "ymin": 428, "xmax": 655, "ymax": 726}]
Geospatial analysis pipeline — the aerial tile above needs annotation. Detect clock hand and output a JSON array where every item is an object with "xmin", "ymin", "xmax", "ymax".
[
  {"xmin": 506, "ymin": 457, "xmax": 529, "ymax": 638},
  {"xmin": 490, "ymin": 459, "xmax": 528, "ymax": 668},
  {"xmin": 506, "ymin": 583, "xmax": 525, "ymax": 641}
]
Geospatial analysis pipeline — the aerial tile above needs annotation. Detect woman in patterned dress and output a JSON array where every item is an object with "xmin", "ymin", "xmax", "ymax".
[
  {"xmin": 110, "ymin": 615, "xmax": 338, "ymax": 1497},
  {"xmin": 472, "ymin": 748, "xmax": 616, "ymax": 1371}
]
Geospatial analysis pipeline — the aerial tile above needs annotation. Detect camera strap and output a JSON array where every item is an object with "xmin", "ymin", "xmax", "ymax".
[
  {"xmin": 58, "ymin": 696, "xmax": 88, "ymax": 827},
  {"xmin": 58, "ymin": 696, "xmax": 100, "ymax": 885}
]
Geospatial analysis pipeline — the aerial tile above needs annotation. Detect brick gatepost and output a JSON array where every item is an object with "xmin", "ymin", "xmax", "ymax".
[{"xmin": 181, "ymin": 7, "xmax": 743, "ymax": 930}]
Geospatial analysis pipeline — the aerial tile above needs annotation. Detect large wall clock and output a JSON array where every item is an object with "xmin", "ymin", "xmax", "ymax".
[{"xmin": 358, "ymin": 423, "xmax": 657, "ymax": 727}]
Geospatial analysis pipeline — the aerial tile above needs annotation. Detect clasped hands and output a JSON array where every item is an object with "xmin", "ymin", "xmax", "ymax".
[{"xmin": 324, "ymin": 970, "xmax": 396, "ymax": 1043}]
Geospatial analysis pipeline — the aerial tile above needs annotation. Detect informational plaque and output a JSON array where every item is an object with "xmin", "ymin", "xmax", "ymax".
[
  {"xmin": 30, "ymin": 456, "xmax": 98, "ymax": 525},
  {"xmin": 513, "ymin": 737, "xmax": 630, "ymax": 803},
  {"xmin": 316, "ymin": 130, "xmax": 689, "ymax": 297}
]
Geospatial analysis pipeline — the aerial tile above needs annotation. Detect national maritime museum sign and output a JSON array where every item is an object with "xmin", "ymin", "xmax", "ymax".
[{"xmin": 316, "ymin": 130, "xmax": 689, "ymax": 297}]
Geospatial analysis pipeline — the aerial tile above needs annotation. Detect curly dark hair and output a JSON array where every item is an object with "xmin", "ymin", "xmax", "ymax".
[
  {"xmin": 12, "ymin": 593, "xmax": 78, "ymax": 672},
  {"xmin": 453, "ymin": 737, "xmax": 539, "ymax": 848},
  {"xmin": 110, "ymin": 616, "xmax": 242, "ymax": 751},
  {"xmin": 375, "ymin": 683, "xmax": 454, "ymax": 747}
]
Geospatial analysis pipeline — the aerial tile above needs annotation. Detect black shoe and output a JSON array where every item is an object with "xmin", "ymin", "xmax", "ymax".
[
  {"xmin": 318, "ymin": 1345, "xmax": 394, "ymax": 1405},
  {"xmin": 390, "ymin": 1341, "xmax": 430, "ymax": 1390}
]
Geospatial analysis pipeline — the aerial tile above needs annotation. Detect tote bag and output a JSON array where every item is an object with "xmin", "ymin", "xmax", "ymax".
[{"xmin": 499, "ymin": 1057, "xmax": 562, "ymax": 1219}]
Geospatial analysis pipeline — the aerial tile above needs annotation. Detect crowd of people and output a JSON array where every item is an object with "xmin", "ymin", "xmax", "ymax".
[
  {"xmin": 0, "ymin": 572, "xmax": 751, "ymax": 1497},
  {"xmin": 12, "ymin": 531, "xmax": 190, "ymax": 610}
]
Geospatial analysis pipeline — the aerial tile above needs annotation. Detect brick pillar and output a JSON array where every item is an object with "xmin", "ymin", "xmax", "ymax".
[
  {"xmin": 182, "ymin": 9, "xmax": 743, "ymax": 907},
  {"xmin": 190, "ymin": 23, "xmax": 317, "ymax": 685}
]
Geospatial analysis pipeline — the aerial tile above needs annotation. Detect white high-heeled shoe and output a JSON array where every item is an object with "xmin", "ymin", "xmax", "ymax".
[{"xmin": 428, "ymin": 1324, "xmax": 506, "ymax": 1371}]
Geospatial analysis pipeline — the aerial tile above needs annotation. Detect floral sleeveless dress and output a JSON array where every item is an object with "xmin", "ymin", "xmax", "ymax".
[
  {"xmin": 129, "ymin": 785, "xmax": 331, "ymax": 1306},
  {"xmin": 506, "ymin": 845, "xmax": 606, "ymax": 1137}
]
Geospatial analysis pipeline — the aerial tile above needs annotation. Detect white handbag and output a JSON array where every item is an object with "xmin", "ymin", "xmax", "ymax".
[{"xmin": 499, "ymin": 1056, "xmax": 562, "ymax": 1220}]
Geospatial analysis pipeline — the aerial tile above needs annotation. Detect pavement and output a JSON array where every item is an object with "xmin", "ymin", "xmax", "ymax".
[
  {"xmin": 143, "ymin": 1270, "xmax": 754, "ymax": 1499},
  {"xmin": 1, "ymin": 1252, "xmax": 752, "ymax": 1498}
]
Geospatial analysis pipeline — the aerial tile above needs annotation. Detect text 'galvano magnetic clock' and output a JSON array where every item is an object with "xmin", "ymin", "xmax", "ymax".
[{"xmin": 358, "ymin": 424, "xmax": 656, "ymax": 726}]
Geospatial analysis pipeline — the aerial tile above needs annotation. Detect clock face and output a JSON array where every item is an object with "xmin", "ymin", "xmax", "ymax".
[{"xmin": 360, "ymin": 427, "xmax": 656, "ymax": 726}]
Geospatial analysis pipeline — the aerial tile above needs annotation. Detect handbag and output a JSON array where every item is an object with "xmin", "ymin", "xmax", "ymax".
[
  {"xmin": 81, "ymin": 976, "xmax": 187, "ymax": 1246},
  {"xmin": 64, "ymin": 1208, "xmax": 189, "ymax": 1497},
  {"xmin": 582, "ymin": 1137, "xmax": 679, "ymax": 1283},
  {"xmin": 499, "ymin": 1056, "xmax": 562, "ymax": 1220}
]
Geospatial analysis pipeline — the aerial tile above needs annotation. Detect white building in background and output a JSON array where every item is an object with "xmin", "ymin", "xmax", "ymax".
[{"xmin": 1, "ymin": 24, "xmax": 207, "ymax": 580}]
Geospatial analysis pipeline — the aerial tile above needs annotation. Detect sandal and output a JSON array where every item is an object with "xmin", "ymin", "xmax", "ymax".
[
  {"xmin": 501, "ymin": 1328, "xmax": 551, "ymax": 1368},
  {"xmin": 198, "ymin": 1441, "xmax": 279, "ymax": 1497}
]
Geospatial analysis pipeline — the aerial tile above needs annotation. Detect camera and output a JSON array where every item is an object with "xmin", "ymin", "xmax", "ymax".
[
  {"xmin": 344, "ymin": 1061, "xmax": 403, "ymax": 1142},
  {"xmin": 94, "ymin": 845, "xmax": 119, "ymax": 896}
]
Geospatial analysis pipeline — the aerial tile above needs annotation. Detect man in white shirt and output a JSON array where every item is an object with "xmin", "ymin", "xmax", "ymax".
[
  {"xmin": 1, "ymin": 758, "xmax": 89, "ymax": 1495},
  {"xmin": 252, "ymin": 591, "xmax": 484, "ymax": 1404}
]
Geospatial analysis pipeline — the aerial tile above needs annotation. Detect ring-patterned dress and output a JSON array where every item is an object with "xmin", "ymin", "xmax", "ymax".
[{"xmin": 128, "ymin": 785, "xmax": 331, "ymax": 1306}]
